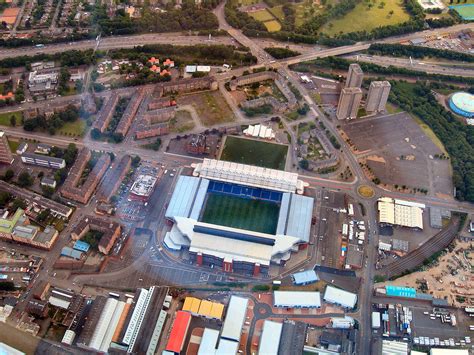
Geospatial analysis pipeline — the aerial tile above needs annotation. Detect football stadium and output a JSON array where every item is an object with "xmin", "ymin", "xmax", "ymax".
[{"xmin": 164, "ymin": 159, "xmax": 313, "ymax": 275}]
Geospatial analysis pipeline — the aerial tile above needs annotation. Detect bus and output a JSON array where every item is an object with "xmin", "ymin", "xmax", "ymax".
[
  {"xmin": 348, "ymin": 204, "xmax": 354, "ymax": 217},
  {"xmin": 109, "ymin": 292, "xmax": 120, "ymax": 299}
]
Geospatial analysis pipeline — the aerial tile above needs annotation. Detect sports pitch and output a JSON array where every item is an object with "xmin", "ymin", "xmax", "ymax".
[
  {"xmin": 220, "ymin": 136, "xmax": 288, "ymax": 170},
  {"xmin": 200, "ymin": 193, "xmax": 280, "ymax": 234}
]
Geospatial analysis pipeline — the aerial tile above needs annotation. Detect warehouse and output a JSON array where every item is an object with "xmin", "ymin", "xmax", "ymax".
[
  {"xmin": 378, "ymin": 197, "xmax": 424, "ymax": 229},
  {"xmin": 182, "ymin": 297, "xmax": 224, "ymax": 320},
  {"xmin": 323, "ymin": 286, "xmax": 357, "ymax": 309},
  {"xmin": 166, "ymin": 311, "xmax": 192, "ymax": 354},
  {"xmin": 221, "ymin": 296, "xmax": 249, "ymax": 342},
  {"xmin": 292, "ymin": 270, "xmax": 319, "ymax": 285},
  {"xmin": 259, "ymin": 320, "xmax": 283, "ymax": 354},
  {"xmin": 88, "ymin": 298, "xmax": 126, "ymax": 352},
  {"xmin": 273, "ymin": 291, "xmax": 321, "ymax": 308}
]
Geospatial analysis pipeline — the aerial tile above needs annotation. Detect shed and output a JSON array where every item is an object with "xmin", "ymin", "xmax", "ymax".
[
  {"xmin": 273, "ymin": 291, "xmax": 321, "ymax": 308},
  {"xmin": 323, "ymin": 286, "xmax": 357, "ymax": 309},
  {"xmin": 292, "ymin": 270, "xmax": 319, "ymax": 285}
]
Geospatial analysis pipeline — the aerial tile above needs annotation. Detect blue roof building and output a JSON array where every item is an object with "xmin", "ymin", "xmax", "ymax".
[
  {"xmin": 292, "ymin": 270, "xmax": 319, "ymax": 285},
  {"xmin": 385, "ymin": 285, "xmax": 416, "ymax": 298},
  {"xmin": 73, "ymin": 240, "xmax": 90, "ymax": 253},
  {"xmin": 61, "ymin": 247, "xmax": 83, "ymax": 260}
]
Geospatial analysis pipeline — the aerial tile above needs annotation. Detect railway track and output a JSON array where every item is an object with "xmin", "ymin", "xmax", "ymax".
[{"xmin": 377, "ymin": 217, "xmax": 460, "ymax": 279}]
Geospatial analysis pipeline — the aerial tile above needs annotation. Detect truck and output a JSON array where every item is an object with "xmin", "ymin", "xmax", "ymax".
[{"xmin": 372, "ymin": 312, "xmax": 381, "ymax": 329}]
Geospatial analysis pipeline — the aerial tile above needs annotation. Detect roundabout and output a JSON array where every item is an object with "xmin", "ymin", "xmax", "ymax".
[{"xmin": 357, "ymin": 185, "xmax": 375, "ymax": 199}]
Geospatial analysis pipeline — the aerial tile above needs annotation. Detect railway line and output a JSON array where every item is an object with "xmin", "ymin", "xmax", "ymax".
[{"xmin": 377, "ymin": 216, "xmax": 460, "ymax": 279}]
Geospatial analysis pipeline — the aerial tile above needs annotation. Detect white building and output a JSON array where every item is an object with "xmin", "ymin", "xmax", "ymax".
[
  {"xmin": 323, "ymin": 286, "xmax": 357, "ymax": 309},
  {"xmin": 258, "ymin": 320, "xmax": 282, "ymax": 355},
  {"xmin": 221, "ymin": 296, "xmax": 248, "ymax": 342},
  {"xmin": 382, "ymin": 340, "xmax": 408, "ymax": 355},
  {"xmin": 243, "ymin": 124, "xmax": 275, "ymax": 140},
  {"xmin": 273, "ymin": 291, "xmax": 321, "ymax": 308},
  {"xmin": 378, "ymin": 197, "xmax": 424, "ymax": 229}
]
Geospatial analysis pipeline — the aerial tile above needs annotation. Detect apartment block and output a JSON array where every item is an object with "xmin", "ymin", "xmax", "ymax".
[
  {"xmin": 0, "ymin": 132, "xmax": 13, "ymax": 164},
  {"xmin": 345, "ymin": 63, "xmax": 364, "ymax": 88},
  {"xmin": 336, "ymin": 88, "xmax": 363, "ymax": 120},
  {"xmin": 365, "ymin": 81, "xmax": 391, "ymax": 113}
]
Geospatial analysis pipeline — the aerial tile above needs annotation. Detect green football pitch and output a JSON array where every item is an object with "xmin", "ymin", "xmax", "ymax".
[
  {"xmin": 200, "ymin": 193, "xmax": 280, "ymax": 234},
  {"xmin": 220, "ymin": 136, "xmax": 288, "ymax": 170}
]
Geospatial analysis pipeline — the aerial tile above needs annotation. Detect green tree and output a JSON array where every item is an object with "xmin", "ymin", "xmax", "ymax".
[
  {"xmin": 299, "ymin": 159, "xmax": 309, "ymax": 170},
  {"xmin": 18, "ymin": 171, "xmax": 33, "ymax": 187},
  {"xmin": 9, "ymin": 115, "xmax": 16, "ymax": 127},
  {"xmin": 4, "ymin": 169, "xmax": 14, "ymax": 181}
]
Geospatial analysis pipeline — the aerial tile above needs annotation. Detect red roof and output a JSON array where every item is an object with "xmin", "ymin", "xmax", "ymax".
[{"xmin": 166, "ymin": 311, "xmax": 191, "ymax": 353}]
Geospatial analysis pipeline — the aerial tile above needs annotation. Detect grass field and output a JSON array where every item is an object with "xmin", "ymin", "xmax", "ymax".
[
  {"xmin": 450, "ymin": 4, "xmax": 474, "ymax": 19},
  {"xmin": 200, "ymin": 193, "xmax": 280, "ymax": 234},
  {"xmin": 221, "ymin": 136, "xmax": 288, "ymax": 170},
  {"xmin": 181, "ymin": 91, "xmax": 235, "ymax": 127},
  {"xmin": 263, "ymin": 20, "xmax": 281, "ymax": 32},
  {"xmin": 249, "ymin": 9, "xmax": 275, "ymax": 21},
  {"xmin": 58, "ymin": 119, "xmax": 86, "ymax": 136},
  {"xmin": 0, "ymin": 111, "xmax": 22, "ymax": 126},
  {"xmin": 170, "ymin": 110, "xmax": 195, "ymax": 133},
  {"xmin": 320, "ymin": 0, "xmax": 410, "ymax": 36},
  {"xmin": 7, "ymin": 139, "xmax": 19, "ymax": 153},
  {"xmin": 268, "ymin": 5, "xmax": 285, "ymax": 20}
]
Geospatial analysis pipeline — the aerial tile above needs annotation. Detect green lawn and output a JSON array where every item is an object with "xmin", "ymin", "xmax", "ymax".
[
  {"xmin": 200, "ymin": 193, "xmax": 280, "ymax": 234},
  {"xmin": 0, "ymin": 111, "xmax": 22, "ymax": 127},
  {"xmin": 220, "ymin": 136, "xmax": 288, "ymax": 170},
  {"xmin": 249, "ymin": 9, "xmax": 275, "ymax": 22},
  {"xmin": 7, "ymin": 139, "xmax": 19, "ymax": 153},
  {"xmin": 320, "ymin": 0, "xmax": 410, "ymax": 36},
  {"xmin": 57, "ymin": 119, "xmax": 86, "ymax": 137}
]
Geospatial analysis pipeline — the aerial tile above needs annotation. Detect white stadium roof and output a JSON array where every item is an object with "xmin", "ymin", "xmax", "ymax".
[
  {"xmin": 193, "ymin": 159, "xmax": 305, "ymax": 194},
  {"xmin": 273, "ymin": 291, "xmax": 321, "ymax": 308},
  {"xmin": 221, "ymin": 296, "xmax": 249, "ymax": 342},
  {"xmin": 323, "ymin": 286, "xmax": 357, "ymax": 309}
]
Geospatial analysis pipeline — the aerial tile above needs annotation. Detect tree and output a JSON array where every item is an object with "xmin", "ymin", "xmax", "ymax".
[
  {"xmin": 0, "ymin": 192, "xmax": 11, "ymax": 207},
  {"xmin": 11, "ymin": 198, "xmax": 26, "ymax": 211},
  {"xmin": 131, "ymin": 155, "xmax": 141, "ymax": 167},
  {"xmin": 41, "ymin": 185, "xmax": 54, "ymax": 198},
  {"xmin": 9, "ymin": 115, "xmax": 16, "ymax": 127},
  {"xmin": 0, "ymin": 281, "xmax": 15, "ymax": 291},
  {"xmin": 37, "ymin": 209, "xmax": 50, "ymax": 222},
  {"xmin": 299, "ymin": 159, "xmax": 309, "ymax": 170},
  {"xmin": 18, "ymin": 171, "xmax": 33, "ymax": 187},
  {"xmin": 4, "ymin": 169, "xmax": 14, "ymax": 181}
]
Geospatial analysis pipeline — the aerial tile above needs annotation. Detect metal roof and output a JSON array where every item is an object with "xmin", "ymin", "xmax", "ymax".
[
  {"xmin": 284, "ymin": 194, "xmax": 314, "ymax": 242},
  {"xmin": 198, "ymin": 328, "xmax": 219, "ymax": 355},
  {"xmin": 60, "ymin": 247, "xmax": 83, "ymax": 260},
  {"xmin": 451, "ymin": 92, "xmax": 474, "ymax": 113},
  {"xmin": 292, "ymin": 270, "xmax": 319, "ymax": 285},
  {"xmin": 194, "ymin": 159, "xmax": 300, "ymax": 193},
  {"xmin": 166, "ymin": 311, "xmax": 192, "ymax": 353},
  {"xmin": 89, "ymin": 298, "xmax": 119, "ymax": 350},
  {"xmin": 273, "ymin": 291, "xmax": 321, "ymax": 308},
  {"xmin": 221, "ymin": 296, "xmax": 249, "ymax": 342},
  {"xmin": 73, "ymin": 240, "xmax": 90, "ymax": 253},
  {"xmin": 165, "ymin": 176, "xmax": 206, "ymax": 220},
  {"xmin": 259, "ymin": 320, "xmax": 283, "ymax": 355},
  {"xmin": 323, "ymin": 286, "xmax": 357, "ymax": 309},
  {"xmin": 216, "ymin": 339, "xmax": 239, "ymax": 354}
]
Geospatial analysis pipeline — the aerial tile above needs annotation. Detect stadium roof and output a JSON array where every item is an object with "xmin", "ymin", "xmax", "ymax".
[
  {"xmin": 292, "ymin": 270, "xmax": 319, "ymax": 285},
  {"xmin": 323, "ymin": 286, "xmax": 357, "ymax": 309},
  {"xmin": 430, "ymin": 350, "xmax": 469, "ymax": 355},
  {"xmin": 277, "ymin": 193, "xmax": 314, "ymax": 242},
  {"xmin": 198, "ymin": 328, "xmax": 219, "ymax": 355},
  {"xmin": 221, "ymin": 296, "xmax": 248, "ymax": 342},
  {"xmin": 0, "ymin": 343, "xmax": 24, "ymax": 355},
  {"xmin": 166, "ymin": 311, "xmax": 191, "ymax": 353},
  {"xmin": 193, "ymin": 159, "xmax": 304, "ymax": 194},
  {"xmin": 165, "ymin": 176, "xmax": 209, "ymax": 220},
  {"xmin": 259, "ymin": 320, "xmax": 282, "ymax": 355},
  {"xmin": 273, "ymin": 291, "xmax": 321, "ymax": 308}
]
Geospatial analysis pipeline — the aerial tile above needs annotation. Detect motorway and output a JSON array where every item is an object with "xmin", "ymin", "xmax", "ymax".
[{"xmin": 1, "ymin": 8, "xmax": 473, "ymax": 354}]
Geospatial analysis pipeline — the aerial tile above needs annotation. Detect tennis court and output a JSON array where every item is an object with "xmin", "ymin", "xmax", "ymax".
[{"xmin": 200, "ymin": 193, "xmax": 280, "ymax": 234}]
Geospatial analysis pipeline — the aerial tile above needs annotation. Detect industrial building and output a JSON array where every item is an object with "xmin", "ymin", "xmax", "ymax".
[
  {"xmin": 182, "ymin": 297, "xmax": 224, "ymax": 320},
  {"xmin": 273, "ymin": 291, "xmax": 321, "ymax": 308},
  {"xmin": 336, "ymin": 87, "xmax": 363, "ymax": 120},
  {"xmin": 197, "ymin": 328, "xmax": 240, "ymax": 355},
  {"xmin": 378, "ymin": 197, "xmax": 424, "ymax": 229},
  {"xmin": 365, "ymin": 81, "xmax": 391, "ymax": 113},
  {"xmin": 323, "ymin": 286, "xmax": 357, "ymax": 309},
  {"xmin": 381, "ymin": 340, "xmax": 408, "ymax": 355},
  {"xmin": 166, "ymin": 311, "xmax": 192, "ymax": 354},
  {"xmin": 292, "ymin": 270, "xmax": 319, "ymax": 285},
  {"xmin": 221, "ymin": 296, "xmax": 248, "ymax": 342},
  {"xmin": 21, "ymin": 152, "xmax": 66, "ymax": 169},
  {"xmin": 259, "ymin": 320, "xmax": 283, "ymax": 355},
  {"xmin": 345, "ymin": 63, "xmax": 364, "ymax": 88},
  {"xmin": 164, "ymin": 160, "xmax": 314, "ymax": 275},
  {"xmin": 0, "ymin": 132, "xmax": 13, "ymax": 165},
  {"xmin": 129, "ymin": 174, "xmax": 158, "ymax": 202}
]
